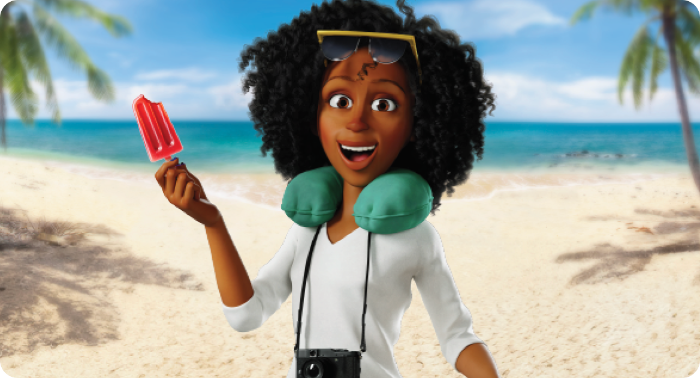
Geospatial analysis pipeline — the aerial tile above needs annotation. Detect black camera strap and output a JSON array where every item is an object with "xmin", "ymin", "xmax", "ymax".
[{"xmin": 294, "ymin": 224, "xmax": 372, "ymax": 355}]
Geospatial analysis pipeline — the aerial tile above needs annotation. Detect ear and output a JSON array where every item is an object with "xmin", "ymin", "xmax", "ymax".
[
  {"xmin": 410, "ymin": 132, "xmax": 416, "ymax": 142},
  {"xmin": 311, "ymin": 121, "xmax": 319, "ymax": 137}
]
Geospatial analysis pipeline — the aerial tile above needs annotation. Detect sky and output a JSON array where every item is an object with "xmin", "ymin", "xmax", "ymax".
[{"xmin": 1, "ymin": 0, "xmax": 700, "ymax": 122}]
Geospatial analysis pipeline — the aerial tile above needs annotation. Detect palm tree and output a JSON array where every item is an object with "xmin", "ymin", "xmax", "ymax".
[
  {"xmin": 571, "ymin": 0, "xmax": 700, "ymax": 195},
  {"xmin": 0, "ymin": 0, "xmax": 132, "ymax": 152}
]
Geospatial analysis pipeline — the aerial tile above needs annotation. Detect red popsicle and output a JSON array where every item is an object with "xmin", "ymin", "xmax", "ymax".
[{"xmin": 132, "ymin": 94, "xmax": 183, "ymax": 162}]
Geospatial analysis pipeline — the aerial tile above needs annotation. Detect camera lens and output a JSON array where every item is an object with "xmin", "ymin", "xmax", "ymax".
[{"xmin": 303, "ymin": 360, "xmax": 324, "ymax": 378}]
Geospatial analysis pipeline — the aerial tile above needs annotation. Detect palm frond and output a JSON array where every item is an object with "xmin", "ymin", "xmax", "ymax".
[
  {"xmin": 637, "ymin": 0, "xmax": 665, "ymax": 13},
  {"xmin": 0, "ymin": 6, "xmax": 9, "ymax": 59},
  {"xmin": 15, "ymin": 11, "xmax": 60, "ymax": 124},
  {"xmin": 34, "ymin": 0, "xmax": 132, "ymax": 37},
  {"xmin": 649, "ymin": 26, "xmax": 667, "ymax": 100},
  {"xmin": 33, "ymin": 5, "xmax": 93, "ymax": 71},
  {"xmin": 570, "ymin": 1, "xmax": 601, "ymax": 25},
  {"xmin": 32, "ymin": 4, "xmax": 116, "ymax": 102},
  {"xmin": 2, "ymin": 16, "xmax": 39, "ymax": 124},
  {"xmin": 85, "ymin": 64, "xmax": 114, "ymax": 101},
  {"xmin": 600, "ymin": 0, "xmax": 639, "ymax": 15},
  {"xmin": 675, "ymin": 26, "xmax": 700, "ymax": 95},
  {"xmin": 619, "ymin": 23, "xmax": 653, "ymax": 107},
  {"xmin": 677, "ymin": 4, "xmax": 700, "ymax": 45},
  {"xmin": 619, "ymin": 45, "xmax": 635, "ymax": 103},
  {"xmin": 631, "ymin": 28, "xmax": 653, "ymax": 108}
]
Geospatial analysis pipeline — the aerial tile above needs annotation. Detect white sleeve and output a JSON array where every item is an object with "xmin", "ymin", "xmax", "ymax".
[
  {"xmin": 413, "ymin": 223, "xmax": 484, "ymax": 370},
  {"xmin": 221, "ymin": 224, "xmax": 298, "ymax": 332}
]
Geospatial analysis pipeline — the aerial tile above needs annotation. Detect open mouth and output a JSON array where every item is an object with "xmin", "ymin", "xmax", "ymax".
[{"xmin": 339, "ymin": 143, "xmax": 378, "ymax": 162}]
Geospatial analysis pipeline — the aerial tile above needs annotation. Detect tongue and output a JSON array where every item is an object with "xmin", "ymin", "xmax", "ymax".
[{"xmin": 351, "ymin": 152, "xmax": 372, "ymax": 162}]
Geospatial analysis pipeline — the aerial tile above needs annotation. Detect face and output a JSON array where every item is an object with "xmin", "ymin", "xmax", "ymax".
[{"xmin": 316, "ymin": 45, "xmax": 416, "ymax": 188}]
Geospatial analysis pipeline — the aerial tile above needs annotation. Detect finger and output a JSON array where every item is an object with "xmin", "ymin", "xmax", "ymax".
[
  {"xmin": 180, "ymin": 167, "xmax": 206, "ymax": 199},
  {"xmin": 174, "ymin": 163, "xmax": 198, "ymax": 184},
  {"xmin": 182, "ymin": 181, "xmax": 195, "ymax": 208},
  {"xmin": 174, "ymin": 172, "xmax": 189, "ymax": 200},
  {"xmin": 165, "ymin": 166, "xmax": 179, "ymax": 195},
  {"xmin": 178, "ymin": 163, "xmax": 207, "ymax": 201},
  {"xmin": 189, "ymin": 171, "xmax": 202, "ymax": 187},
  {"xmin": 155, "ymin": 158, "xmax": 179, "ymax": 188}
]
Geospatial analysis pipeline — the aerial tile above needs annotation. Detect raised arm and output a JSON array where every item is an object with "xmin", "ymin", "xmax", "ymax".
[
  {"xmin": 205, "ymin": 217, "xmax": 254, "ymax": 307},
  {"xmin": 155, "ymin": 159, "xmax": 297, "ymax": 332},
  {"xmin": 219, "ymin": 221, "xmax": 298, "ymax": 332},
  {"xmin": 155, "ymin": 158, "xmax": 254, "ymax": 308}
]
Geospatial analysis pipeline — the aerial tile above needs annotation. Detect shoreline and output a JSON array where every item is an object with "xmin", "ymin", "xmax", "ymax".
[
  {"xmin": 1, "ymin": 155, "xmax": 699, "ymax": 378},
  {"xmin": 0, "ymin": 154, "xmax": 688, "ymax": 210}
]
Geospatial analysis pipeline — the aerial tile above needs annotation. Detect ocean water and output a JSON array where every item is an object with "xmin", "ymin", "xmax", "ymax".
[{"xmin": 1, "ymin": 119, "xmax": 695, "ymax": 206}]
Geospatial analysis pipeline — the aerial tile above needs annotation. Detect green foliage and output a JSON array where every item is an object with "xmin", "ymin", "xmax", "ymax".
[
  {"xmin": 574, "ymin": 0, "xmax": 700, "ymax": 109},
  {"xmin": 632, "ymin": 26, "xmax": 653, "ymax": 107},
  {"xmin": 1, "ymin": 11, "xmax": 38, "ymax": 125},
  {"xmin": 34, "ymin": 0, "xmax": 132, "ymax": 37},
  {"xmin": 678, "ymin": 5, "xmax": 700, "ymax": 45},
  {"xmin": 619, "ymin": 23, "xmax": 654, "ymax": 107},
  {"xmin": 649, "ymin": 36, "xmax": 668, "ymax": 100},
  {"xmin": 33, "ymin": 6, "xmax": 95, "ymax": 73},
  {"xmin": 675, "ymin": 25, "xmax": 700, "ymax": 95},
  {"xmin": 0, "ymin": 0, "xmax": 132, "ymax": 133},
  {"xmin": 570, "ymin": 1, "xmax": 601, "ymax": 25},
  {"xmin": 15, "ymin": 11, "xmax": 60, "ymax": 124}
]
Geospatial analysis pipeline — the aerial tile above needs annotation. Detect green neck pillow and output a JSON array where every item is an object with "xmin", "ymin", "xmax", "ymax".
[{"xmin": 281, "ymin": 165, "xmax": 433, "ymax": 234}]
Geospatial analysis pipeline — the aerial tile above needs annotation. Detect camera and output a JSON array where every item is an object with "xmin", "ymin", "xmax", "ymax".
[{"xmin": 297, "ymin": 349, "xmax": 361, "ymax": 378}]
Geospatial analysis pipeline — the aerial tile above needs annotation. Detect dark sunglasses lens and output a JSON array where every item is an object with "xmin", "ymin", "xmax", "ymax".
[
  {"xmin": 321, "ymin": 36, "xmax": 360, "ymax": 61},
  {"xmin": 370, "ymin": 38, "xmax": 408, "ymax": 63}
]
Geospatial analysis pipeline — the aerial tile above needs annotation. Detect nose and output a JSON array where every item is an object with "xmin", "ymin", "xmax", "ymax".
[{"xmin": 346, "ymin": 94, "xmax": 370, "ymax": 132}]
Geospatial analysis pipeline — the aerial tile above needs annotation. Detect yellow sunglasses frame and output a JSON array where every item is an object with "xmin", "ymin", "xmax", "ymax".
[{"xmin": 317, "ymin": 30, "xmax": 422, "ymax": 86}]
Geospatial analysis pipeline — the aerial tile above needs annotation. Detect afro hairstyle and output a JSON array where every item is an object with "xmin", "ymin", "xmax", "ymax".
[{"xmin": 238, "ymin": 0, "xmax": 496, "ymax": 214}]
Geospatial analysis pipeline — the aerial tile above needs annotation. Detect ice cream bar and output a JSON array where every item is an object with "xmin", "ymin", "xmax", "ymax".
[{"xmin": 132, "ymin": 94, "xmax": 183, "ymax": 162}]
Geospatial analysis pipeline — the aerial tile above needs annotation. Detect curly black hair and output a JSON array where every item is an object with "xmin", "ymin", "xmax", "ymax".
[{"xmin": 238, "ymin": 0, "xmax": 496, "ymax": 214}]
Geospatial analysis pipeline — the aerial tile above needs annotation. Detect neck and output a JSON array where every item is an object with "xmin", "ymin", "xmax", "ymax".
[{"xmin": 329, "ymin": 180, "xmax": 364, "ymax": 227}]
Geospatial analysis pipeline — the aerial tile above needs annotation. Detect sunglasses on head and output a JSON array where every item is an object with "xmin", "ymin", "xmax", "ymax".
[{"xmin": 317, "ymin": 30, "xmax": 423, "ymax": 86}]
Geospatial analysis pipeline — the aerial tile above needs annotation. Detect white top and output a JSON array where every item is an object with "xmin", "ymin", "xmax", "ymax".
[{"xmin": 222, "ymin": 220, "xmax": 484, "ymax": 378}]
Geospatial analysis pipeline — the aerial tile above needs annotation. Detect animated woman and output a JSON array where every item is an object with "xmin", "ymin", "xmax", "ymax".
[{"xmin": 154, "ymin": 0, "xmax": 498, "ymax": 377}]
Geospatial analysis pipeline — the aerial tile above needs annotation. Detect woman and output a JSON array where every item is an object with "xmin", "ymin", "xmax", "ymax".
[{"xmin": 155, "ymin": 0, "xmax": 498, "ymax": 377}]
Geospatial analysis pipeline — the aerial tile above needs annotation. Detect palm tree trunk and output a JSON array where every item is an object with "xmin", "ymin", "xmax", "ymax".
[{"xmin": 662, "ymin": 7, "xmax": 700, "ymax": 197}]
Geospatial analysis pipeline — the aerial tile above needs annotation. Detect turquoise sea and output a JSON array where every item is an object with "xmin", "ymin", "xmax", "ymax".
[{"xmin": 1, "ymin": 119, "xmax": 694, "ymax": 206}]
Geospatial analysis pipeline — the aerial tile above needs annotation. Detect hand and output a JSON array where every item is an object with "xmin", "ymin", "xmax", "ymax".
[{"xmin": 155, "ymin": 158, "xmax": 222, "ymax": 227}]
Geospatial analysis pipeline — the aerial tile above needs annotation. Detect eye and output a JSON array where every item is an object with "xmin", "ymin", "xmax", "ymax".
[
  {"xmin": 371, "ymin": 98, "xmax": 397, "ymax": 112},
  {"xmin": 329, "ymin": 94, "xmax": 353, "ymax": 109}
]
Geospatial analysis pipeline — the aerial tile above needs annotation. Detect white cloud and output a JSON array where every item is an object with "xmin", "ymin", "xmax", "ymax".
[
  {"xmin": 415, "ymin": 0, "xmax": 566, "ymax": 40},
  {"xmin": 7, "ymin": 70, "xmax": 252, "ymax": 120},
  {"xmin": 108, "ymin": 52, "xmax": 135, "ymax": 68},
  {"xmin": 485, "ymin": 71, "xmax": 700, "ymax": 121},
  {"xmin": 134, "ymin": 68, "xmax": 217, "ymax": 82},
  {"xmin": 557, "ymin": 77, "xmax": 618, "ymax": 102},
  {"xmin": 126, "ymin": 83, "xmax": 190, "ymax": 102},
  {"xmin": 208, "ymin": 78, "xmax": 253, "ymax": 110},
  {"xmin": 6, "ymin": 67, "xmax": 699, "ymax": 122}
]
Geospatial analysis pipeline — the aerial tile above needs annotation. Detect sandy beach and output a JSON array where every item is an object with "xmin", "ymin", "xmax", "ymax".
[{"xmin": 1, "ymin": 154, "xmax": 699, "ymax": 378}]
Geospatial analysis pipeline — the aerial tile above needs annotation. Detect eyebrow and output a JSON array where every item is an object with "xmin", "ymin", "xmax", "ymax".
[{"xmin": 323, "ymin": 76, "xmax": 406, "ymax": 94}]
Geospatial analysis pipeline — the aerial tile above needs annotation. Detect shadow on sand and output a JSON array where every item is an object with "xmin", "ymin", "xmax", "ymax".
[
  {"xmin": 556, "ymin": 207, "xmax": 700, "ymax": 285},
  {"xmin": 0, "ymin": 206, "xmax": 204, "ymax": 357}
]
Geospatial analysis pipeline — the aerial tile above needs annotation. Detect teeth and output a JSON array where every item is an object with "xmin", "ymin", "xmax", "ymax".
[{"xmin": 340, "ymin": 144, "xmax": 377, "ymax": 152}]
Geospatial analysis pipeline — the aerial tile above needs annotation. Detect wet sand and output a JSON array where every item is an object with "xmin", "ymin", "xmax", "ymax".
[{"xmin": 1, "ymin": 155, "xmax": 699, "ymax": 378}]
